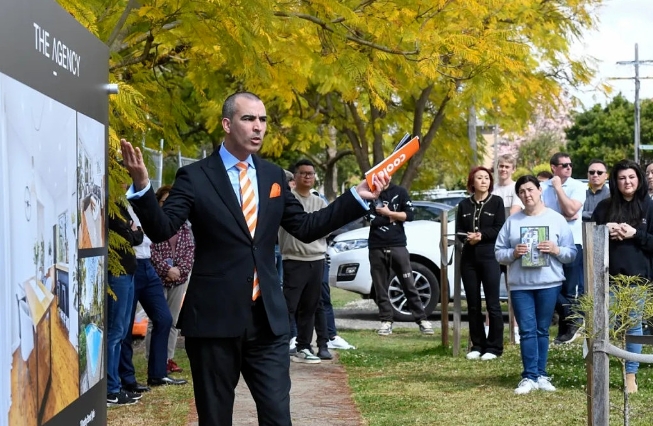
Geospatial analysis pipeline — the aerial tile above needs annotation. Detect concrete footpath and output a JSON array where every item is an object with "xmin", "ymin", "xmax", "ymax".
[{"xmin": 185, "ymin": 351, "xmax": 364, "ymax": 426}]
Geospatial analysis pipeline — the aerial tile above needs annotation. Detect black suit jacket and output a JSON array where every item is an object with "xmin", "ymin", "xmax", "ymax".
[{"xmin": 130, "ymin": 149, "xmax": 366, "ymax": 338}]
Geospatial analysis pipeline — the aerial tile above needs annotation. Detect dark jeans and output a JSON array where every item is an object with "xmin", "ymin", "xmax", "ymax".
[
  {"xmin": 120, "ymin": 259, "xmax": 173, "ymax": 382},
  {"xmin": 283, "ymin": 259, "xmax": 324, "ymax": 351},
  {"xmin": 369, "ymin": 246, "xmax": 425, "ymax": 322},
  {"xmin": 275, "ymin": 244, "xmax": 283, "ymax": 288},
  {"xmin": 555, "ymin": 244, "xmax": 584, "ymax": 335},
  {"xmin": 460, "ymin": 251, "xmax": 504, "ymax": 356},
  {"xmin": 106, "ymin": 274, "xmax": 134, "ymax": 394},
  {"xmin": 313, "ymin": 263, "xmax": 337, "ymax": 346}
]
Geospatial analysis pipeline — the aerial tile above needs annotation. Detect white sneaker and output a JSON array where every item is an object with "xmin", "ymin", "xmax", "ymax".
[
  {"xmin": 480, "ymin": 353, "xmax": 498, "ymax": 361},
  {"xmin": 292, "ymin": 349, "xmax": 321, "ymax": 364},
  {"xmin": 514, "ymin": 378, "xmax": 538, "ymax": 395},
  {"xmin": 289, "ymin": 336, "xmax": 297, "ymax": 350},
  {"xmin": 537, "ymin": 376, "xmax": 556, "ymax": 392},
  {"xmin": 466, "ymin": 351, "xmax": 481, "ymax": 360},
  {"xmin": 377, "ymin": 321, "xmax": 393, "ymax": 336},
  {"xmin": 418, "ymin": 320, "xmax": 434, "ymax": 335},
  {"xmin": 327, "ymin": 335, "xmax": 356, "ymax": 350}
]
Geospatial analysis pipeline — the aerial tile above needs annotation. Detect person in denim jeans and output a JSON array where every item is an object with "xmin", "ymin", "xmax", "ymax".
[
  {"xmin": 591, "ymin": 160, "xmax": 653, "ymax": 393},
  {"xmin": 496, "ymin": 175, "xmax": 577, "ymax": 395},
  {"xmin": 107, "ymin": 203, "xmax": 143, "ymax": 406}
]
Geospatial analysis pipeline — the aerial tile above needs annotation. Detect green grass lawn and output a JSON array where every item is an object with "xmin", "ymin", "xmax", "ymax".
[
  {"xmin": 107, "ymin": 339, "xmax": 194, "ymax": 426},
  {"xmin": 337, "ymin": 329, "xmax": 653, "ymax": 426},
  {"xmin": 331, "ymin": 286, "xmax": 364, "ymax": 308}
]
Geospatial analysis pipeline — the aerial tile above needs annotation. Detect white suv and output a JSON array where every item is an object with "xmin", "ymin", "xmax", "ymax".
[
  {"xmin": 327, "ymin": 202, "xmax": 457, "ymax": 322},
  {"xmin": 327, "ymin": 201, "xmax": 508, "ymax": 321}
]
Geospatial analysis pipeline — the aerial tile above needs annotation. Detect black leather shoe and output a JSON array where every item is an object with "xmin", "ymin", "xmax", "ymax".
[
  {"xmin": 123, "ymin": 381, "xmax": 151, "ymax": 393},
  {"xmin": 147, "ymin": 376, "xmax": 188, "ymax": 386}
]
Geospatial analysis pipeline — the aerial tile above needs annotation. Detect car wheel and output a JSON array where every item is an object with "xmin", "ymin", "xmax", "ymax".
[{"xmin": 388, "ymin": 262, "xmax": 440, "ymax": 322}]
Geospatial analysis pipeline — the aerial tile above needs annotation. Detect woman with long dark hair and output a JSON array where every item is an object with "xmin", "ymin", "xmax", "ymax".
[
  {"xmin": 456, "ymin": 166, "xmax": 505, "ymax": 360},
  {"xmin": 591, "ymin": 160, "xmax": 653, "ymax": 393}
]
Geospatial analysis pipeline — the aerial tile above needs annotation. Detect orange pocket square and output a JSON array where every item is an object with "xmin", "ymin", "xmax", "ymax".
[{"xmin": 269, "ymin": 183, "xmax": 281, "ymax": 198}]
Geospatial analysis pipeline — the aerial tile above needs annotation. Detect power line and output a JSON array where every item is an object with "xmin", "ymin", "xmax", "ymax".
[{"xmin": 610, "ymin": 43, "xmax": 653, "ymax": 163}]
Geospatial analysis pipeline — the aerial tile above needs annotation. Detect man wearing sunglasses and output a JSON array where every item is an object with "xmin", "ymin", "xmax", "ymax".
[
  {"xmin": 542, "ymin": 152, "xmax": 586, "ymax": 344},
  {"xmin": 582, "ymin": 159, "xmax": 609, "ymax": 221}
]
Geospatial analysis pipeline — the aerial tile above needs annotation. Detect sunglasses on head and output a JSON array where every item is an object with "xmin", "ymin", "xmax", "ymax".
[
  {"xmin": 588, "ymin": 170, "xmax": 605, "ymax": 176},
  {"xmin": 556, "ymin": 162, "xmax": 573, "ymax": 168}
]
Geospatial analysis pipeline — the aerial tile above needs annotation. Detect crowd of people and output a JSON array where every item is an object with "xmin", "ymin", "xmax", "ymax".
[
  {"xmin": 467, "ymin": 153, "xmax": 651, "ymax": 395},
  {"xmin": 108, "ymin": 91, "xmax": 652, "ymax": 424}
]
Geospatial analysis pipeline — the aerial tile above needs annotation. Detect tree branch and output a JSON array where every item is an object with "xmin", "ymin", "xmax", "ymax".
[
  {"xmin": 113, "ymin": 20, "xmax": 182, "ymax": 54},
  {"xmin": 325, "ymin": 149, "xmax": 354, "ymax": 167},
  {"xmin": 110, "ymin": 33, "xmax": 154, "ymax": 71},
  {"xmin": 273, "ymin": 11, "xmax": 419, "ymax": 56},
  {"xmin": 107, "ymin": 0, "xmax": 138, "ymax": 47}
]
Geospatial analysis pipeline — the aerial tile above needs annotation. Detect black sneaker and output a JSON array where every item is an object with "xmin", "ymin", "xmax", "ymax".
[
  {"xmin": 107, "ymin": 390, "xmax": 138, "ymax": 407},
  {"xmin": 557, "ymin": 325, "xmax": 581, "ymax": 344},
  {"xmin": 123, "ymin": 389, "xmax": 142, "ymax": 401}
]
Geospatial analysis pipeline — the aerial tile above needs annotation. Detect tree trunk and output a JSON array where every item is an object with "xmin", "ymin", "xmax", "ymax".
[{"xmin": 323, "ymin": 125, "xmax": 339, "ymax": 201}]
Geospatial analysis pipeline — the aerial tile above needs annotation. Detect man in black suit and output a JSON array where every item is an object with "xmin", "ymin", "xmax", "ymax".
[{"xmin": 120, "ymin": 92, "xmax": 386, "ymax": 426}]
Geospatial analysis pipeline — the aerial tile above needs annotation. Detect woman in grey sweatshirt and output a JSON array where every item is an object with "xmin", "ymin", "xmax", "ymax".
[{"xmin": 495, "ymin": 175, "xmax": 577, "ymax": 395}]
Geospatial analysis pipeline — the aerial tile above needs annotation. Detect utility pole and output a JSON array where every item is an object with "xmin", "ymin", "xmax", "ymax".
[
  {"xmin": 468, "ymin": 104, "xmax": 477, "ymax": 164},
  {"xmin": 612, "ymin": 43, "xmax": 653, "ymax": 163}
]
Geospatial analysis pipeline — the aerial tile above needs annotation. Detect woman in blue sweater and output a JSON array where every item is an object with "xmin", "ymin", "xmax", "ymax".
[
  {"xmin": 591, "ymin": 160, "xmax": 653, "ymax": 393},
  {"xmin": 495, "ymin": 175, "xmax": 577, "ymax": 395}
]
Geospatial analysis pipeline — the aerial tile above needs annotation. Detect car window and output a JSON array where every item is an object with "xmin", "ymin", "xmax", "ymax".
[
  {"xmin": 432, "ymin": 196, "xmax": 465, "ymax": 207},
  {"xmin": 413, "ymin": 205, "xmax": 456, "ymax": 222},
  {"xmin": 413, "ymin": 206, "xmax": 441, "ymax": 221}
]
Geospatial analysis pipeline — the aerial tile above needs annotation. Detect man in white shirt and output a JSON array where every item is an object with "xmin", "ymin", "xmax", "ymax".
[
  {"xmin": 492, "ymin": 154, "xmax": 523, "ymax": 217},
  {"xmin": 541, "ymin": 152, "xmax": 586, "ymax": 344}
]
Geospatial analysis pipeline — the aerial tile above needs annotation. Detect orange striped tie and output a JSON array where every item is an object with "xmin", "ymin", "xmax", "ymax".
[{"xmin": 236, "ymin": 162, "xmax": 260, "ymax": 300}]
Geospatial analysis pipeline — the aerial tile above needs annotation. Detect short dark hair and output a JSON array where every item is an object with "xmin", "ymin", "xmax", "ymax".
[
  {"xmin": 222, "ymin": 92, "xmax": 262, "ymax": 120},
  {"xmin": 466, "ymin": 166, "xmax": 494, "ymax": 194},
  {"xmin": 588, "ymin": 159, "xmax": 607, "ymax": 170},
  {"xmin": 550, "ymin": 152, "xmax": 571, "ymax": 166},
  {"xmin": 293, "ymin": 159, "xmax": 315, "ymax": 172},
  {"xmin": 536, "ymin": 171, "xmax": 553, "ymax": 180},
  {"xmin": 155, "ymin": 184, "xmax": 173, "ymax": 202},
  {"xmin": 515, "ymin": 175, "xmax": 541, "ymax": 194}
]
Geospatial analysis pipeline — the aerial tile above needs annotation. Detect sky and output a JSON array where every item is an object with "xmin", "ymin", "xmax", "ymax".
[{"xmin": 571, "ymin": 0, "xmax": 653, "ymax": 109}]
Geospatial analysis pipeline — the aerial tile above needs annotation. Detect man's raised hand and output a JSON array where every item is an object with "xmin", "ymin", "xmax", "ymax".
[
  {"xmin": 120, "ymin": 139, "xmax": 150, "ymax": 191},
  {"xmin": 355, "ymin": 172, "xmax": 389, "ymax": 200}
]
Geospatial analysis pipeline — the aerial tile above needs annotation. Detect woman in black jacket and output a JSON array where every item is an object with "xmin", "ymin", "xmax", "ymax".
[
  {"xmin": 456, "ymin": 166, "xmax": 506, "ymax": 360},
  {"xmin": 591, "ymin": 160, "xmax": 653, "ymax": 393}
]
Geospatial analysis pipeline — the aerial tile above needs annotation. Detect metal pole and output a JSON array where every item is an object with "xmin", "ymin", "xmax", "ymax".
[
  {"xmin": 493, "ymin": 125, "xmax": 499, "ymax": 183},
  {"xmin": 635, "ymin": 44, "xmax": 641, "ymax": 163},
  {"xmin": 468, "ymin": 104, "xmax": 477, "ymax": 164},
  {"xmin": 158, "ymin": 139, "xmax": 164, "ymax": 187}
]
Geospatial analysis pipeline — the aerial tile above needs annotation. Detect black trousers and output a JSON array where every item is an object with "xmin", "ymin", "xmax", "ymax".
[
  {"xmin": 283, "ymin": 259, "xmax": 324, "ymax": 351},
  {"xmin": 460, "ymin": 249, "xmax": 504, "ymax": 356},
  {"xmin": 369, "ymin": 246, "xmax": 426, "ymax": 322},
  {"xmin": 185, "ymin": 301, "xmax": 291, "ymax": 426}
]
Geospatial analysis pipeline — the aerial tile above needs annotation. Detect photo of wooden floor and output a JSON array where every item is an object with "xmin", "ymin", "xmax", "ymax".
[{"xmin": 8, "ymin": 302, "xmax": 79, "ymax": 426}]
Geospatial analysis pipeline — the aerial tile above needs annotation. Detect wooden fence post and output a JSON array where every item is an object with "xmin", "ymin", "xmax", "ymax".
[
  {"xmin": 452, "ymin": 239, "xmax": 462, "ymax": 356},
  {"xmin": 440, "ymin": 212, "xmax": 449, "ymax": 347},
  {"xmin": 584, "ymin": 223, "xmax": 609, "ymax": 426}
]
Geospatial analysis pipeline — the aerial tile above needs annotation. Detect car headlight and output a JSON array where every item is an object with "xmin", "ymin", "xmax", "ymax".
[{"xmin": 331, "ymin": 239, "xmax": 369, "ymax": 252}]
